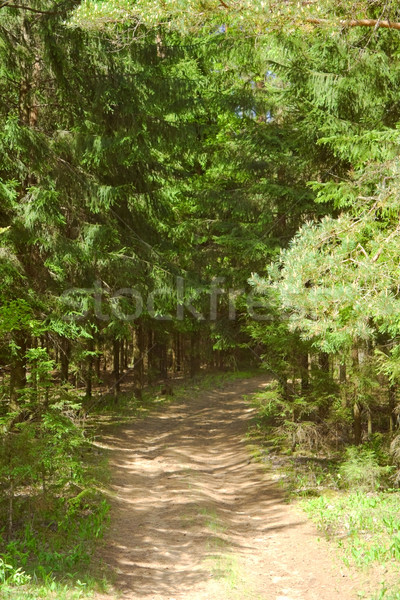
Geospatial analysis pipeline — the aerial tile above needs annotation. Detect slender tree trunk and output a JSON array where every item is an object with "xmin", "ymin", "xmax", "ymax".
[
  {"xmin": 282, "ymin": 378, "xmax": 290, "ymax": 402},
  {"xmin": 124, "ymin": 339, "xmax": 129, "ymax": 370},
  {"xmin": 339, "ymin": 361, "xmax": 347, "ymax": 384},
  {"xmin": 389, "ymin": 383, "xmax": 397, "ymax": 433},
  {"xmin": 8, "ymin": 476, "xmax": 13, "ymax": 541},
  {"xmin": 113, "ymin": 339, "xmax": 120, "ymax": 398},
  {"xmin": 10, "ymin": 26, "xmax": 40, "ymax": 409},
  {"xmin": 142, "ymin": 325, "xmax": 149, "ymax": 385},
  {"xmin": 219, "ymin": 349, "xmax": 225, "ymax": 370},
  {"xmin": 367, "ymin": 408, "xmax": 373, "ymax": 436},
  {"xmin": 300, "ymin": 352, "xmax": 309, "ymax": 395},
  {"xmin": 10, "ymin": 332, "xmax": 27, "ymax": 409},
  {"xmin": 60, "ymin": 337, "xmax": 70, "ymax": 384},
  {"xmin": 119, "ymin": 339, "xmax": 125, "ymax": 373},
  {"xmin": 339, "ymin": 360, "xmax": 347, "ymax": 412},
  {"xmin": 354, "ymin": 401, "xmax": 362, "ymax": 445},
  {"xmin": 170, "ymin": 342, "xmax": 176, "ymax": 374},
  {"xmin": 352, "ymin": 346, "xmax": 362, "ymax": 445},
  {"xmin": 147, "ymin": 328, "xmax": 157, "ymax": 382},
  {"xmin": 86, "ymin": 337, "xmax": 94, "ymax": 398},
  {"xmin": 95, "ymin": 343, "xmax": 101, "ymax": 380},
  {"xmin": 175, "ymin": 333, "xmax": 181, "ymax": 372},
  {"xmin": 319, "ymin": 352, "xmax": 330, "ymax": 373},
  {"xmin": 133, "ymin": 325, "xmax": 144, "ymax": 399},
  {"xmin": 159, "ymin": 341, "xmax": 168, "ymax": 379},
  {"xmin": 190, "ymin": 332, "xmax": 200, "ymax": 378}
]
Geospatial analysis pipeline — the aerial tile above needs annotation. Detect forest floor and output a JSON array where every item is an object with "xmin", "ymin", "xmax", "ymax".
[{"xmin": 91, "ymin": 376, "xmax": 374, "ymax": 600}]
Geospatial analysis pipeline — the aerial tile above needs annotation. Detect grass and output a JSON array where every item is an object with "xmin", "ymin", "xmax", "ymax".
[
  {"xmin": 200, "ymin": 506, "xmax": 227, "ymax": 534},
  {"xmin": 200, "ymin": 505, "xmax": 240, "ymax": 594},
  {"xmin": 200, "ymin": 504, "xmax": 266, "ymax": 600},
  {"xmin": 0, "ymin": 583, "xmax": 92, "ymax": 600},
  {"xmin": 206, "ymin": 553, "xmax": 239, "ymax": 586},
  {"xmin": 0, "ymin": 493, "xmax": 111, "ymax": 600},
  {"xmin": 244, "ymin": 381, "xmax": 400, "ymax": 600},
  {"xmin": 0, "ymin": 446, "xmax": 111, "ymax": 600},
  {"xmin": 204, "ymin": 551, "xmax": 265, "ymax": 600},
  {"xmin": 302, "ymin": 491, "xmax": 400, "ymax": 599},
  {"xmin": 373, "ymin": 588, "xmax": 400, "ymax": 600},
  {"xmin": 303, "ymin": 491, "xmax": 400, "ymax": 568},
  {"xmin": 1, "ymin": 368, "xmax": 262, "ymax": 600}
]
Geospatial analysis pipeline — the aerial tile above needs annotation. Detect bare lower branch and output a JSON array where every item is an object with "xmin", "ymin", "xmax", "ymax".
[
  {"xmin": 0, "ymin": 2, "xmax": 58, "ymax": 14},
  {"xmin": 306, "ymin": 18, "xmax": 400, "ymax": 32}
]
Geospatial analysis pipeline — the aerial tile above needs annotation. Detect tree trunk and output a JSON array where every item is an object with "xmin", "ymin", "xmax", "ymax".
[
  {"xmin": 339, "ymin": 360, "xmax": 347, "ymax": 410},
  {"xmin": 175, "ymin": 333, "xmax": 182, "ymax": 372},
  {"xmin": 319, "ymin": 352, "xmax": 330, "ymax": 373},
  {"xmin": 119, "ymin": 339, "xmax": 125, "ymax": 373},
  {"xmin": 86, "ymin": 337, "xmax": 94, "ymax": 398},
  {"xmin": 147, "ymin": 328, "xmax": 157, "ymax": 382},
  {"xmin": 352, "ymin": 346, "xmax": 362, "ymax": 445},
  {"xmin": 159, "ymin": 341, "xmax": 168, "ymax": 379},
  {"xmin": 60, "ymin": 337, "xmax": 70, "ymax": 384},
  {"xmin": 8, "ymin": 476, "xmax": 14, "ymax": 541},
  {"xmin": 124, "ymin": 339, "xmax": 130, "ymax": 370},
  {"xmin": 339, "ymin": 361, "xmax": 347, "ymax": 384},
  {"xmin": 354, "ymin": 401, "xmax": 362, "ymax": 445},
  {"xmin": 389, "ymin": 383, "xmax": 397, "ymax": 433},
  {"xmin": 133, "ymin": 325, "xmax": 144, "ymax": 399},
  {"xmin": 300, "ymin": 352, "xmax": 309, "ymax": 395},
  {"xmin": 95, "ymin": 346, "xmax": 101, "ymax": 380},
  {"xmin": 367, "ymin": 408, "xmax": 373, "ymax": 436},
  {"xmin": 10, "ymin": 332, "xmax": 27, "ymax": 409},
  {"xmin": 190, "ymin": 332, "xmax": 200, "ymax": 378},
  {"xmin": 113, "ymin": 339, "xmax": 120, "ymax": 398}
]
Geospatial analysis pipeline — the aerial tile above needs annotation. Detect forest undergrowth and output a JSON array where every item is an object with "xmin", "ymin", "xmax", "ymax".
[
  {"xmin": 247, "ymin": 380, "xmax": 400, "ymax": 600},
  {"xmin": 0, "ymin": 369, "xmax": 257, "ymax": 600}
]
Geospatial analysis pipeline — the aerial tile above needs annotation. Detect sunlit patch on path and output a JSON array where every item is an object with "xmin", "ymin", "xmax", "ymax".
[{"xmin": 94, "ymin": 378, "xmax": 363, "ymax": 600}]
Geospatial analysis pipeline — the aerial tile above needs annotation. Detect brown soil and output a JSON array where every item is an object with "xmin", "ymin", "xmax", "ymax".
[{"xmin": 93, "ymin": 377, "xmax": 369, "ymax": 600}]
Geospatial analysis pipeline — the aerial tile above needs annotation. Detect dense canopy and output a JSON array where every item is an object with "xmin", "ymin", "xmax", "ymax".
[{"xmin": 2, "ymin": 0, "xmax": 400, "ymax": 596}]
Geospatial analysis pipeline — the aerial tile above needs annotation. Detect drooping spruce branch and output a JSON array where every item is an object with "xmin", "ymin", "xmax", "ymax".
[
  {"xmin": 0, "ymin": 1, "xmax": 58, "ymax": 14},
  {"xmin": 68, "ymin": 0, "xmax": 400, "ymax": 36}
]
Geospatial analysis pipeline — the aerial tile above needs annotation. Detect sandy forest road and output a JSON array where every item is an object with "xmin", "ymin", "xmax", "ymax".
[{"xmin": 93, "ymin": 377, "xmax": 364, "ymax": 600}]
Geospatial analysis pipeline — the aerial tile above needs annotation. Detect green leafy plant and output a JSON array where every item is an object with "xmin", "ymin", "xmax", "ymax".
[
  {"xmin": 0, "ymin": 558, "xmax": 30, "ymax": 586},
  {"xmin": 339, "ymin": 446, "xmax": 392, "ymax": 492}
]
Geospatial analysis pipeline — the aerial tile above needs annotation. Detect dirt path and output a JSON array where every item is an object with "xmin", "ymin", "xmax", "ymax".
[{"xmin": 94, "ymin": 377, "xmax": 365, "ymax": 600}]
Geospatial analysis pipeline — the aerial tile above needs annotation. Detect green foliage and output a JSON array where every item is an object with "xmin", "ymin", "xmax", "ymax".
[
  {"xmin": 304, "ymin": 491, "xmax": 400, "ymax": 570},
  {"xmin": 69, "ymin": 0, "xmax": 400, "ymax": 36},
  {"xmin": 0, "ymin": 559, "xmax": 30, "ymax": 587},
  {"xmin": 0, "ymin": 345, "xmax": 108, "ymax": 593},
  {"xmin": 339, "ymin": 446, "xmax": 392, "ymax": 492},
  {"xmin": 3, "ymin": 0, "xmax": 400, "ymax": 597}
]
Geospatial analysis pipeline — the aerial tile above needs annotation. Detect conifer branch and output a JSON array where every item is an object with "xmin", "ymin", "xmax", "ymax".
[
  {"xmin": 357, "ymin": 244, "xmax": 369, "ymax": 260},
  {"xmin": 0, "ymin": 1, "xmax": 58, "ymax": 14},
  {"xmin": 306, "ymin": 18, "xmax": 400, "ymax": 32},
  {"xmin": 371, "ymin": 226, "xmax": 400, "ymax": 263}
]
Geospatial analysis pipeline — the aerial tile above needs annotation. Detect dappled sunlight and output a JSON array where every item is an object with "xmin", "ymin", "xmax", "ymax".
[{"xmin": 94, "ymin": 378, "xmax": 318, "ymax": 599}]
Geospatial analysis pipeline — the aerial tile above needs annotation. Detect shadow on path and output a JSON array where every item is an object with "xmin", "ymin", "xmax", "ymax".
[
  {"xmin": 95, "ymin": 378, "xmax": 305, "ymax": 598},
  {"xmin": 94, "ymin": 377, "xmax": 362, "ymax": 600}
]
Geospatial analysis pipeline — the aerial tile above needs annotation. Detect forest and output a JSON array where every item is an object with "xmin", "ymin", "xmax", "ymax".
[{"xmin": 2, "ymin": 0, "xmax": 400, "ymax": 598}]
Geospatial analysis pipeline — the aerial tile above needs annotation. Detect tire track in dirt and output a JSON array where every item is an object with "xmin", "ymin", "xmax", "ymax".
[{"xmin": 94, "ymin": 377, "xmax": 364, "ymax": 600}]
